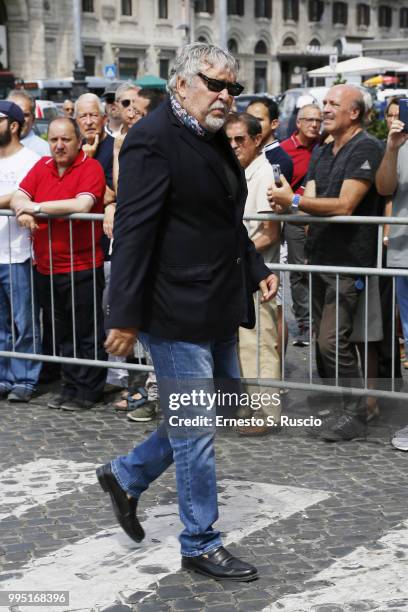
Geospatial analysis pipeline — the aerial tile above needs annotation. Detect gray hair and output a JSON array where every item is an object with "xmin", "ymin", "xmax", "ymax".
[
  {"xmin": 115, "ymin": 82, "xmax": 139, "ymax": 102},
  {"xmin": 7, "ymin": 89, "xmax": 36, "ymax": 114},
  {"xmin": 352, "ymin": 84, "xmax": 373, "ymax": 113},
  {"xmin": 167, "ymin": 42, "xmax": 238, "ymax": 94},
  {"xmin": 74, "ymin": 93, "xmax": 104, "ymax": 116}
]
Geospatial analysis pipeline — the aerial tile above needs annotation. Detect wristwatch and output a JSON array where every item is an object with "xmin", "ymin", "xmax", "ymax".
[
  {"xmin": 291, "ymin": 194, "xmax": 301, "ymax": 210},
  {"xmin": 33, "ymin": 204, "xmax": 41, "ymax": 215}
]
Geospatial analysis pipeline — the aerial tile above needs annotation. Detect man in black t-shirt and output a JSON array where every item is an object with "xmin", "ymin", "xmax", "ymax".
[{"xmin": 267, "ymin": 84, "xmax": 384, "ymax": 441}]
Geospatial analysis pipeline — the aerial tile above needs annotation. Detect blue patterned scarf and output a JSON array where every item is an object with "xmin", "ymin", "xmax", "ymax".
[{"xmin": 170, "ymin": 94, "xmax": 212, "ymax": 140}]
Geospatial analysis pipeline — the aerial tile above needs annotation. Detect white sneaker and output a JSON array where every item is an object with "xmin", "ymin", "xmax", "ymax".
[{"xmin": 391, "ymin": 425, "xmax": 408, "ymax": 451}]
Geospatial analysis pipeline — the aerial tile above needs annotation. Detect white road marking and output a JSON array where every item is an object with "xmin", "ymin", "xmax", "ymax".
[
  {"xmin": 0, "ymin": 479, "xmax": 329, "ymax": 612},
  {"xmin": 264, "ymin": 520, "xmax": 408, "ymax": 611},
  {"xmin": 0, "ymin": 459, "xmax": 95, "ymax": 521}
]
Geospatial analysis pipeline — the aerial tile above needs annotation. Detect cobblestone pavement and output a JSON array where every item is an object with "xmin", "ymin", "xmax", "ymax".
[{"xmin": 1, "ymin": 329, "xmax": 408, "ymax": 612}]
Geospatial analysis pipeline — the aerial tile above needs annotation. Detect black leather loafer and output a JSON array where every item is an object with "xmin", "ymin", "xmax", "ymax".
[
  {"xmin": 96, "ymin": 463, "xmax": 145, "ymax": 543},
  {"xmin": 181, "ymin": 546, "xmax": 258, "ymax": 581}
]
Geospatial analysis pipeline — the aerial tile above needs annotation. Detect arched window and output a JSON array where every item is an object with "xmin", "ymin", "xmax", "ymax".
[
  {"xmin": 308, "ymin": 0, "xmax": 324, "ymax": 22},
  {"xmin": 309, "ymin": 38, "xmax": 321, "ymax": 48},
  {"xmin": 198, "ymin": 35, "xmax": 209, "ymax": 43},
  {"xmin": 255, "ymin": 0, "xmax": 272, "ymax": 18},
  {"xmin": 283, "ymin": 36, "xmax": 296, "ymax": 46},
  {"xmin": 357, "ymin": 3, "xmax": 370, "ymax": 26},
  {"xmin": 379, "ymin": 5, "xmax": 392, "ymax": 28},
  {"xmin": 254, "ymin": 40, "xmax": 268, "ymax": 54},
  {"xmin": 228, "ymin": 38, "xmax": 238, "ymax": 54}
]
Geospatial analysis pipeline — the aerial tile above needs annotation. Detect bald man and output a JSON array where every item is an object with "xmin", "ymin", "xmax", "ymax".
[{"xmin": 268, "ymin": 85, "xmax": 384, "ymax": 441}]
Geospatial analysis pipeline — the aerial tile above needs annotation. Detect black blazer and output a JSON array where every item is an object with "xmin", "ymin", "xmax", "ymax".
[{"xmin": 107, "ymin": 98, "xmax": 270, "ymax": 342}]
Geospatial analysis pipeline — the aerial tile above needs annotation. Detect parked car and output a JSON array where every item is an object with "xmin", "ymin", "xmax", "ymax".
[
  {"xmin": 35, "ymin": 100, "xmax": 59, "ymax": 120},
  {"xmin": 276, "ymin": 87, "xmax": 328, "ymax": 141},
  {"xmin": 234, "ymin": 93, "xmax": 276, "ymax": 113}
]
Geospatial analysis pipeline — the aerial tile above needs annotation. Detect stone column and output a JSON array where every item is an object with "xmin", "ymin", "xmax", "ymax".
[{"xmin": 28, "ymin": 0, "xmax": 47, "ymax": 76}]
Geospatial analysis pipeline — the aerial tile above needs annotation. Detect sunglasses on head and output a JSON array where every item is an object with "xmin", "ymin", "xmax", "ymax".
[{"xmin": 197, "ymin": 72, "xmax": 244, "ymax": 97}]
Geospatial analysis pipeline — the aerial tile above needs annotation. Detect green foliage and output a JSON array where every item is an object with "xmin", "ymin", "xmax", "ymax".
[
  {"xmin": 367, "ymin": 108, "xmax": 388, "ymax": 141},
  {"xmin": 333, "ymin": 73, "xmax": 347, "ymax": 85}
]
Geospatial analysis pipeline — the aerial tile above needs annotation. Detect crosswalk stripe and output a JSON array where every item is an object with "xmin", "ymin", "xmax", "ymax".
[
  {"xmin": 0, "ymin": 476, "xmax": 329, "ymax": 612},
  {"xmin": 264, "ymin": 520, "xmax": 408, "ymax": 611},
  {"xmin": 0, "ymin": 459, "xmax": 96, "ymax": 521}
]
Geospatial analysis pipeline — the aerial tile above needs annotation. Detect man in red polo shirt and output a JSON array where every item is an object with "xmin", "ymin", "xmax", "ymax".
[
  {"xmin": 280, "ymin": 104, "xmax": 322, "ymax": 347},
  {"xmin": 11, "ymin": 117, "xmax": 107, "ymax": 411}
]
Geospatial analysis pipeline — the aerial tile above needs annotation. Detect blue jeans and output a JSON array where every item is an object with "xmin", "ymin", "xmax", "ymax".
[
  {"xmin": 112, "ymin": 333, "xmax": 240, "ymax": 557},
  {"xmin": 0, "ymin": 261, "xmax": 41, "ymax": 393},
  {"xmin": 397, "ymin": 276, "xmax": 408, "ymax": 355}
]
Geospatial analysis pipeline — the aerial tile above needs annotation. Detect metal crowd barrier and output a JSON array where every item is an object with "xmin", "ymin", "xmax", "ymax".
[{"xmin": 0, "ymin": 210, "xmax": 407, "ymax": 400}]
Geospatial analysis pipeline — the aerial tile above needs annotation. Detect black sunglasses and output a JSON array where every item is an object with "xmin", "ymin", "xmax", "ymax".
[
  {"xmin": 197, "ymin": 72, "xmax": 244, "ymax": 97},
  {"xmin": 120, "ymin": 99, "xmax": 133, "ymax": 108}
]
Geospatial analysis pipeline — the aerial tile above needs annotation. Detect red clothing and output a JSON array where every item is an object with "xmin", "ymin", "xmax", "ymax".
[
  {"xmin": 280, "ymin": 132, "xmax": 317, "ymax": 195},
  {"xmin": 19, "ymin": 152, "xmax": 105, "ymax": 275}
]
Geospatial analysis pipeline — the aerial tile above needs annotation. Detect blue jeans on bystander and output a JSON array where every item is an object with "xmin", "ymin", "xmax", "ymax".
[{"xmin": 0, "ymin": 260, "xmax": 41, "ymax": 394}]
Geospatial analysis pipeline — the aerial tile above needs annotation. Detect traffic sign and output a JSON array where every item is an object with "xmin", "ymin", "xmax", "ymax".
[
  {"xmin": 103, "ymin": 64, "xmax": 117, "ymax": 79},
  {"xmin": 329, "ymin": 53, "xmax": 338, "ymax": 71}
]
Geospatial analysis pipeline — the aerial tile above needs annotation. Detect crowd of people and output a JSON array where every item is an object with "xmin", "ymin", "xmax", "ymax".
[{"xmin": 0, "ymin": 54, "xmax": 407, "ymax": 445}]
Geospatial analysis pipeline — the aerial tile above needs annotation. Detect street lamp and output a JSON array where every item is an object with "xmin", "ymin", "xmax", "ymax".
[{"xmin": 72, "ymin": 0, "xmax": 87, "ymax": 98}]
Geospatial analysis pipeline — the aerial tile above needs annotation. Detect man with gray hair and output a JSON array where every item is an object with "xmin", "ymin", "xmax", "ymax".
[
  {"xmin": 97, "ymin": 42, "xmax": 278, "ymax": 581},
  {"xmin": 268, "ymin": 84, "xmax": 384, "ymax": 441},
  {"xmin": 7, "ymin": 90, "xmax": 50, "ymax": 158}
]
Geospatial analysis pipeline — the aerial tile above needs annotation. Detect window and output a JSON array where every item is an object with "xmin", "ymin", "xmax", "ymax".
[
  {"xmin": 254, "ymin": 61, "xmax": 267, "ymax": 93},
  {"xmin": 82, "ymin": 0, "xmax": 94, "ymax": 13},
  {"xmin": 308, "ymin": 0, "xmax": 324, "ymax": 22},
  {"xmin": 379, "ymin": 5, "xmax": 392, "ymax": 28},
  {"xmin": 228, "ymin": 38, "xmax": 238, "ymax": 53},
  {"xmin": 254, "ymin": 40, "xmax": 267, "ymax": 54},
  {"xmin": 227, "ymin": 0, "xmax": 244, "ymax": 16},
  {"xmin": 194, "ymin": 0, "xmax": 214, "ymax": 13},
  {"xmin": 121, "ymin": 0, "xmax": 132, "ymax": 16},
  {"xmin": 198, "ymin": 35, "xmax": 209, "ymax": 43},
  {"xmin": 84, "ymin": 55, "xmax": 95, "ymax": 75},
  {"xmin": 119, "ymin": 56, "xmax": 139, "ymax": 79},
  {"xmin": 158, "ymin": 0, "xmax": 168, "ymax": 19},
  {"xmin": 309, "ymin": 38, "xmax": 321, "ymax": 48},
  {"xmin": 333, "ymin": 2, "xmax": 347, "ymax": 25},
  {"xmin": 283, "ymin": 0, "xmax": 299, "ymax": 22},
  {"xmin": 283, "ymin": 36, "xmax": 296, "ymax": 46},
  {"xmin": 400, "ymin": 7, "xmax": 408, "ymax": 28},
  {"xmin": 255, "ymin": 0, "xmax": 272, "ymax": 19},
  {"xmin": 159, "ymin": 59, "xmax": 169, "ymax": 80},
  {"xmin": 357, "ymin": 3, "xmax": 370, "ymax": 26}
]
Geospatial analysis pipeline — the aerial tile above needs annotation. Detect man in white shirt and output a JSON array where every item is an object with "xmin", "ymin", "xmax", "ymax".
[
  {"xmin": 0, "ymin": 101, "xmax": 41, "ymax": 402},
  {"xmin": 7, "ymin": 90, "xmax": 50, "ymax": 158},
  {"xmin": 225, "ymin": 112, "xmax": 281, "ymax": 436}
]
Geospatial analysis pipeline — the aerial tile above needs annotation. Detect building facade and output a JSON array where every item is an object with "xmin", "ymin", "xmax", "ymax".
[{"xmin": 1, "ymin": 0, "xmax": 407, "ymax": 95}]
